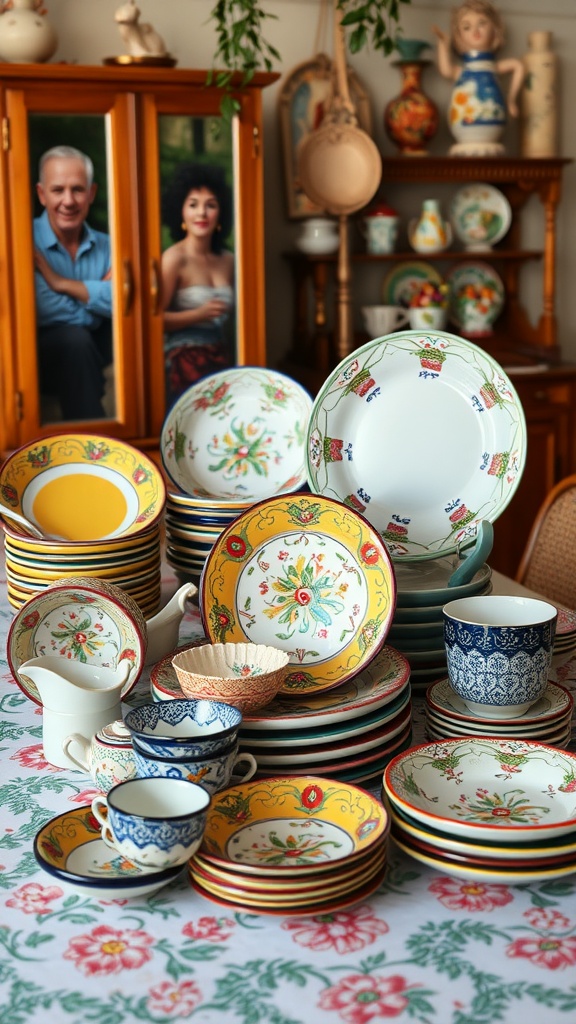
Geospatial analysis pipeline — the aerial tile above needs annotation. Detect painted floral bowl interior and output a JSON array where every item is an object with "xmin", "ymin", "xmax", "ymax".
[
  {"xmin": 123, "ymin": 698, "xmax": 242, "ymax": 757},
  {"xmin": 7, "ymin": 576, "xmax": 147, "ymax": 704},
  {"xmin": 160, "ymin": 368, "xmax": 313, "ymax": 501},
  {"xmin": 0, "ymin": 433, "xmax": 165, "ymax": 542},
  {"xmin": 383, "ymin": 738, "xmax": 576, "ymax": 842},
  {"xmin": 199, "ymin": 776, "xmax": 389, "ymax": 871},
  {"xmin": 305, "ymin": 331, "xmax": 526, "ymax": 561},
  {"xmin": 172, "ymin": 642, "xmax": 290, "ymax": 714}
]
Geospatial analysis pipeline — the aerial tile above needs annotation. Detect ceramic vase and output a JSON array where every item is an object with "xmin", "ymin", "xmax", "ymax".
[
  {"xmin": 0, "ymin": 0, "xmax": 58, "ymax": 63},
  {"xmin": 448, "ymin": 52, "xmax": 507, "ymax": 156},
  {"xmin": 521, "ymin": 31, "xmax": 558, "ymax": 158},
  {"xmin": 384, "ymin": 60, "xmax": 439, "ymax": 156},
  {"xmin": 362, "ymin": 203, "xmax": 399, "ymax": 254},
  {"xmin": 409, "ymin": 199, "xmax": 452, "ymax": 254},
  {"xmin": 295, "ymin": 218, "xmax": 339, "ymax": 255}
]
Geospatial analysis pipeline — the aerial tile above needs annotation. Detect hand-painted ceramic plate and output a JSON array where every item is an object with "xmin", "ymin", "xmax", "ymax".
[
  {"xmin": 199, "ymin": 776, "xmax": 388, "ymax": 872},
  {"xmin": 450, "ymin": 182, "xmax": 512, "ymax": 250},
  {"xmin": 251, "ymin": 704, "xmax": 412, "ymax": 764},
  {"xmin": 447, "ymin": 262, "xmax": 505, "ymax": 336},
  {"xmin": 34, "ymin": 807, "xmax": 182, "ymax": 899},
  {"xmin": 189, "ymin": 867, "xmax": 386, "ymax": 916},
  {"xmin": 7, "ymin": 577, "xmax": 147, "ymax": 705},
  {"xmin": 0, "ymin": 434, "xmax": 165, "ymax": 542},
  {"xmin": 382, "ymin": 261, "xmax": 443, "ymax": 307},
  {"xmin": 426, "ymin": 678, "xmax": 573, "ymax": 727},
  {"xmin": 199, "ymin": 493, "xmax": 396, "ymax": 695},
  {"xmin": 384, "ymin": 738, "xmax": 576, "ymax": 842},
  {"xmin": 306, "ymin": 331, "xmax": 526, "ymax": 560},
  {"xmin": 160, "ymin": 368, "xmax": 313, "ymax": 500}
]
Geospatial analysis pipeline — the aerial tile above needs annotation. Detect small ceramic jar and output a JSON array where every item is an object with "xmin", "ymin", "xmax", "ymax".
[
  {"xmin": 409, "ymin": 199, "xmax": 452, "ymax": 254},
  {"xmin": 363, "ymin": 203, "xmax": 399, "ymax": 255},
  {"xmin": 295, "ymin": 218, "xmax": 339, "ymax": 255},
  {"xmin": 62, "ymin": 720, "xmax": 137, "ymax": 792}
]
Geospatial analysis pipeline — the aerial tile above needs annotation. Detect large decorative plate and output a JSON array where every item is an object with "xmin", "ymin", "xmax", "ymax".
[
  {"xmin": 160, "ymin": 368, "xmax": 313, "ymax": 500},
  {"xmin": 450, "ymin": 182, "xmax": 512, "ymax": 251},
  {"xmin": 199, "ymin": 776, "xmax": 388, "ymax": 872},
  {"xmin": 199, "ymin": 493, "xmax": 396, "ymax": 694},
  {"xmin": 384, "ymin": 738, "xmax": 576, "ymax": 842},
  {"xmin": 0, "ymin": 434, "xmax": 165, "ymax": 542},
  {"xmin": 447, "ymin": 262, "xmax": 505, "ymax": 336},
  {"xmin": 306, "ymin": 330, "xmax": 526, "ymax": 560},
  {"xmin": 382, "ymin": 261, "xmax": 442, "ymax": 307},
  {"xmin": 7, "ymin": 576, "xmax": 147, "ymax": 704},
  {"xmin": 34, "ymin": 808, "xmax": 182, "ymax": 899}
]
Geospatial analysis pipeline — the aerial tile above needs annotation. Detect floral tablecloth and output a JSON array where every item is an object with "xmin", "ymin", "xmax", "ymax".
[{"xmin": 1, "ymin": 560, "xmax": 576, "ymax": 1024}]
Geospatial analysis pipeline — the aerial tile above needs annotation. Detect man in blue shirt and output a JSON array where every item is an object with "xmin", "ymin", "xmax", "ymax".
[{"xmin": 34, "ymin": 145, "xmax": 112, "ymax": 419}]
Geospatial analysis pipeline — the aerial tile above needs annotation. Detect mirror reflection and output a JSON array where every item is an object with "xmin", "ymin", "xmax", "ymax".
[
  {"xmin": 29, "ymin": 115, "xmax": 114, "ymax": 424},
  {"xmin": 158, "ymin": 115, "xmax": 235, "ymax": 409}
]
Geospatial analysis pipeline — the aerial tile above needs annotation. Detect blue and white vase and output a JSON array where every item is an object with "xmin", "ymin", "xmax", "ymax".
[{"xmin": 448, "ymin": 50, "xmax": 507, "ymax": 155}]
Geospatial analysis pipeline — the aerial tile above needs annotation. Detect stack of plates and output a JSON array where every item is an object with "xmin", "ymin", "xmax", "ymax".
[
  {"xmin": 383, "ymin": 738, "xmax": 576, "ymax": 885},
  {"xmin": 424, "ymin": 678, "xmax": 573, "ymax": 747},
  {"xmin": 388, "ymin": 557, "xmax": 493, "ymax": 692},
  {"xmin": 0, "ymin": 433, "xmax": 165, "ymax": 617},
  {"xmin": 160, "ymin": 367, "xmax": 313, "ymax": 583},
  {"xmin": 189, "ymin": 776, "xmax": 390, "ymax": 915},
  {"xmin": 552, "ymin": 608, "xmax": 576, "ymax": 667},
  {"xmin": 150, "ymin": 643, "xmax": 412, "ymax": 785}
]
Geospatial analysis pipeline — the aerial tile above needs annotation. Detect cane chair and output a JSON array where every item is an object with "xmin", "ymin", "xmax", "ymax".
[{"xmin": 515, "ymin": 475, "xmax": 576, "ymax": 608}]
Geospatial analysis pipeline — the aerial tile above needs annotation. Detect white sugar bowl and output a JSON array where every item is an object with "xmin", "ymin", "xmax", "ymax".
[{"xmin": 295, "ymin": 218, "xmax": 339, "ymax": 255}]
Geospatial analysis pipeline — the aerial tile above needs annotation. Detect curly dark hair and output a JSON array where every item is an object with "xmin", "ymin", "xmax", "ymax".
[{"xmin": 162, "ymin": 162, "xmax": 233, "ymax": 253}]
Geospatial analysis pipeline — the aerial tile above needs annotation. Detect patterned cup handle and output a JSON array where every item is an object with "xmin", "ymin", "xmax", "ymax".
[{"xmin": 230, "ymin": 752, "xmax": 257, "ymax": 784}]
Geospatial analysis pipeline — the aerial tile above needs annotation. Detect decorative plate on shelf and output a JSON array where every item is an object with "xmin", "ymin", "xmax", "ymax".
[
  {"xmin": 160, "ymin": 368, "xmax": 313, "ymax": 500},
  {"xmin": 382, "ymin": 261, "xmax": 443, "ymax": 308},
  {"xmin": 447, "ymin": 262, "xmax": 505, "ymax": 338},
  {"xmin": 305, "ymin": 330, "xmax": 526, "ymax": 560},
  {"xmin": 200, "ymin": 493, "xmax": 396, "ymax": 695},
  {"xmin": 0, "ymin": 434, "xmax": 165, "ymax": 542},
  {"xmin": 450, "ymin": 182, "xmax": 512, "ymax": 250}
]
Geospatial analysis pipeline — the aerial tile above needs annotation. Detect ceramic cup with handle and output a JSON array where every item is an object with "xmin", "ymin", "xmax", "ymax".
[
  {"xmin": 443, "ymin": 595, "xmax": 557, "ymax": 719},
  {"xmin": 63, "ymin": 720, "xmax": 137, "ymax": 792},
  {"xmin": 131, "ymin": 742, "xmax": 257, "ymax": 795},
  {"xmin": 361, "ymin": 305, "xmax": 409, "ymax": 337},
  {"xmin": 91, "ymin": 776, "xmax": 211, "ymax": 869}
]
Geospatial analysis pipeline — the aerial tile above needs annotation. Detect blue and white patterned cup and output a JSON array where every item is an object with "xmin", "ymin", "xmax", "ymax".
[
  {"xmin": 124, "ymin": 699, "xmax": 242, "ymax": 759},
  {"xmin": 443, "ymin": 595, "xmax": 557, "ymax": 719},
  {"xmin": 132, "ymin": 742, "xmax": 257, "ymax": 795},
  {"xmin": 91, "ymin": 777, "xmax": 210, "ymax": 869}
]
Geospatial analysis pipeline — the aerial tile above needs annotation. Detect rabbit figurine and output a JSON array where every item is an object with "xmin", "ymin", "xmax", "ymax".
[{"xmin": 115, "ymin": 0, "xmax": 168, "ymax": 58}]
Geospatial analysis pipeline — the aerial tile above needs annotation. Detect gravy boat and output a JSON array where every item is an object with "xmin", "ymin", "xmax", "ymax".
[{"xmin": 145, "ymin": 582, "xmax": 197, "ymax": 666}]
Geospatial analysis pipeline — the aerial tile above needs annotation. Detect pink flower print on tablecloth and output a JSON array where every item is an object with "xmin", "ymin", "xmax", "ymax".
[
  {"xmin": 10, "ymin": 743, "xmax": 62, "ymax": 772},
  {"xmin": 6, "ymin": 882, "xmax": 63, "ymax": 915},
  {"xmin": 147, "ymin": 980, "xmax": 203, "ymax": 1017},
  {"xmin": 68, "ymin": 788, "xmax": 102, "ymax": 804},
  {"xmin": 282, "ymin": 905, "xmax": 388, "ymax": 954},
  {"xmin": 182, "ymin": 916, "xmax": 236, "ymax": 943},
  {"xmin": 318, "ymin": 973, "xmax": 419, "ymax": 1022},
  {"xmin": 506, "ymin": 934, "xmax": 576, "ymax": 971},
  {"xmin": 524, "ymin": 907, "xmax": 571, "ymax": 930},
  {"xmin": 64, "ymin": 924, "xmax": 154, "ymax": 976},
  {"xmin": 429, "ymin": 876, "xmax": 513, "ymax": 912}
]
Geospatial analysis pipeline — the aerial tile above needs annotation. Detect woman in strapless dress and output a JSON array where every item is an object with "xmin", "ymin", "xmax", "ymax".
[{"xmin": 161, "ymin": 163, "xmax": 235, "ymax": 406}]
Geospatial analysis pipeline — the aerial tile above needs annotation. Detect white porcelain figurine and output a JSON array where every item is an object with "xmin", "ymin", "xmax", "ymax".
[{"xmin": 114, "ymin": 0, "xmax": 168, "ymax": 58}]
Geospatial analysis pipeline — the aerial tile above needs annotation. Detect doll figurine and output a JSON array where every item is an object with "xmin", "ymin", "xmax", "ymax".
[{"xmin": 433, "ymin": 0, "xmax": 525, "ymax": 155}]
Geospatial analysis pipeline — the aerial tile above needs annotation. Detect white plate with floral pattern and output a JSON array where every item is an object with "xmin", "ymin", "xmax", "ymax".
[
  {"xmin": 160, "ymin": 368, "xmax": 313, "ymax": 500},
  {"xmin": 384, "ymin": 738, "xmax": 576, "ymax": 842},
  {"xmin": 306, "ymin": 331, "xmax": 526, "ymax": 560},
  {"xmin": 426, "ymin": 678, "xmax": 573, "ymax": 727},
  {"xmin": 450, "ymin": 183, "xmax": 512, "ymax": 251},
  {"xmin": 199, "ymin": 493, "xmax": 396, "ymax": 695}
]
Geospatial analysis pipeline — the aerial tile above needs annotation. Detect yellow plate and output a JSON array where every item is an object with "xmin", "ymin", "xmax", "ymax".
[
  {"xmin": 0, "ymin": 434, "xmax": 165, "ymax": 542},
  {"xmin": 4, "ymin": 520, "xmax": 161, "ymax": 555},
  {"xmin": 200, "ymin": 775, "xmax": 388, "ymax": 872}
]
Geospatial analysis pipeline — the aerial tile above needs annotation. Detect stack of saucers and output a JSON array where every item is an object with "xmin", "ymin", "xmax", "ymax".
[
  {"xmin": 160, "ymin": 367, "xmax": 313, "ymax": 583},
  {"xmin": 383, "ymin": 738, "xmax": 576, "ymax": 885},
  {"xmin": 388, "ymin": 556, "xmax": 493, "ymax": 693},
  {"xmin": 552, "ymin": 608, "xmax": 576, "ymax": 667},
  {"xmin": 424, "ymin": 677, "xmax": 573, "ymax": 747},
  {"xmin": 150, "ymin": 644, "xmax": 411, "ymax": 785},
  {"xmin": 0, "ymin": 433, "xmax": 165, "ymax": 617},
  {"xmin": 188, "ymin": 776, "xmax": 390, "ymax": 916}
]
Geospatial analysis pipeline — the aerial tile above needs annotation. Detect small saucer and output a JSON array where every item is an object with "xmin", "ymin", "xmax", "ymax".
[
  {"xmin": 426, "ymin": 677, "xmax": 572, "ymax": 726},
  {"xmin": 34, "ymin": 807, "xmax": 182, "ymax": 899}
]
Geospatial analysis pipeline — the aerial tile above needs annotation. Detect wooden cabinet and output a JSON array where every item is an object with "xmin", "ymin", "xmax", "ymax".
[
  {"xmin": 280, "ymin": 157, "xmax": 576, "ymax": 578},
  {"xmin": 0, "ymin": 62, "xmax": 276, "ymax": 456}
]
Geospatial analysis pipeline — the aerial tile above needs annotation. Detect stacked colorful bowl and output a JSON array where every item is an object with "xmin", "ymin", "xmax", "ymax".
[
  {"xmin": 0, "ymin": 433, "xmax": 165, "ymax": 617},
  {"xmin": 159, "ymin": 367, "xmax": 313, "ymax": 583}
]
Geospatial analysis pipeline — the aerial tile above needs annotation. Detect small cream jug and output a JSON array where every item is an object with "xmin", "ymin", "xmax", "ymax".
[
  {"xmin": 409, "ymin": 199, "xmax": 452, "ymax": 254},
  {"xmin": 19, "ymin": 656, "xmax": 133, "ymax": 770},
  {"xmin": 145, "ymin": 582, "xmax": 197, "ymax": 666},
  {"xmin": 62, "ymin": 720, "xmax": 137, "ymax": 791}
]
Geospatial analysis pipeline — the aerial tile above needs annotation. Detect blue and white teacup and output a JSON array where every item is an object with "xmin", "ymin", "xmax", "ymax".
[
  {"xmin": 132, "ymin": 742, "xmax": 257, "ymax": 795},
  {"xmin": 443, "ymin": 595, "xmax": 557, "ymax": 719},
  {"xmin": 124, "ymin": 698, "xmax": 242, "ymax": 759},
  {"xmin": 91, "ymin": 776, "xmax": 210, "ymax": 869}
]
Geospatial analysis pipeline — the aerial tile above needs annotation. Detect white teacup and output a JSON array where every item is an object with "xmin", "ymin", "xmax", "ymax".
[{"xmin": 362, "ymin": 305, "xmax": 409, "ymax": 337}]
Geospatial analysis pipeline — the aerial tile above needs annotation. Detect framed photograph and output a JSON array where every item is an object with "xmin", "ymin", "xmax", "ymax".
[{"xmin": 278, "ymin": 52, "xmax": 374, "ymax": 220}]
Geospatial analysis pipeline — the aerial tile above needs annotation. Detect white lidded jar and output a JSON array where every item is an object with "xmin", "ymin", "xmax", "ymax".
[
  {"xmin": 295, "ymin": 218, "xmax": 339, "ymax": 255},
  {"xmin": 521, "ymin": 31, "xmax": 558, "ymax": 158},
  {"xmin": 0, "ymin": 0, "xmax": 58, "ymax": 63}
]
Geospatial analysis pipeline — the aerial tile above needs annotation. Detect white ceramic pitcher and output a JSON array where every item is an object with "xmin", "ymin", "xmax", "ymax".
[
  {"xmin": 144, "ymin": 582, "xmax": 197, "ymax": 665},
  {"xmin": 19, "ymin": 656, "xmax": 133, "ymax": 769}
]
